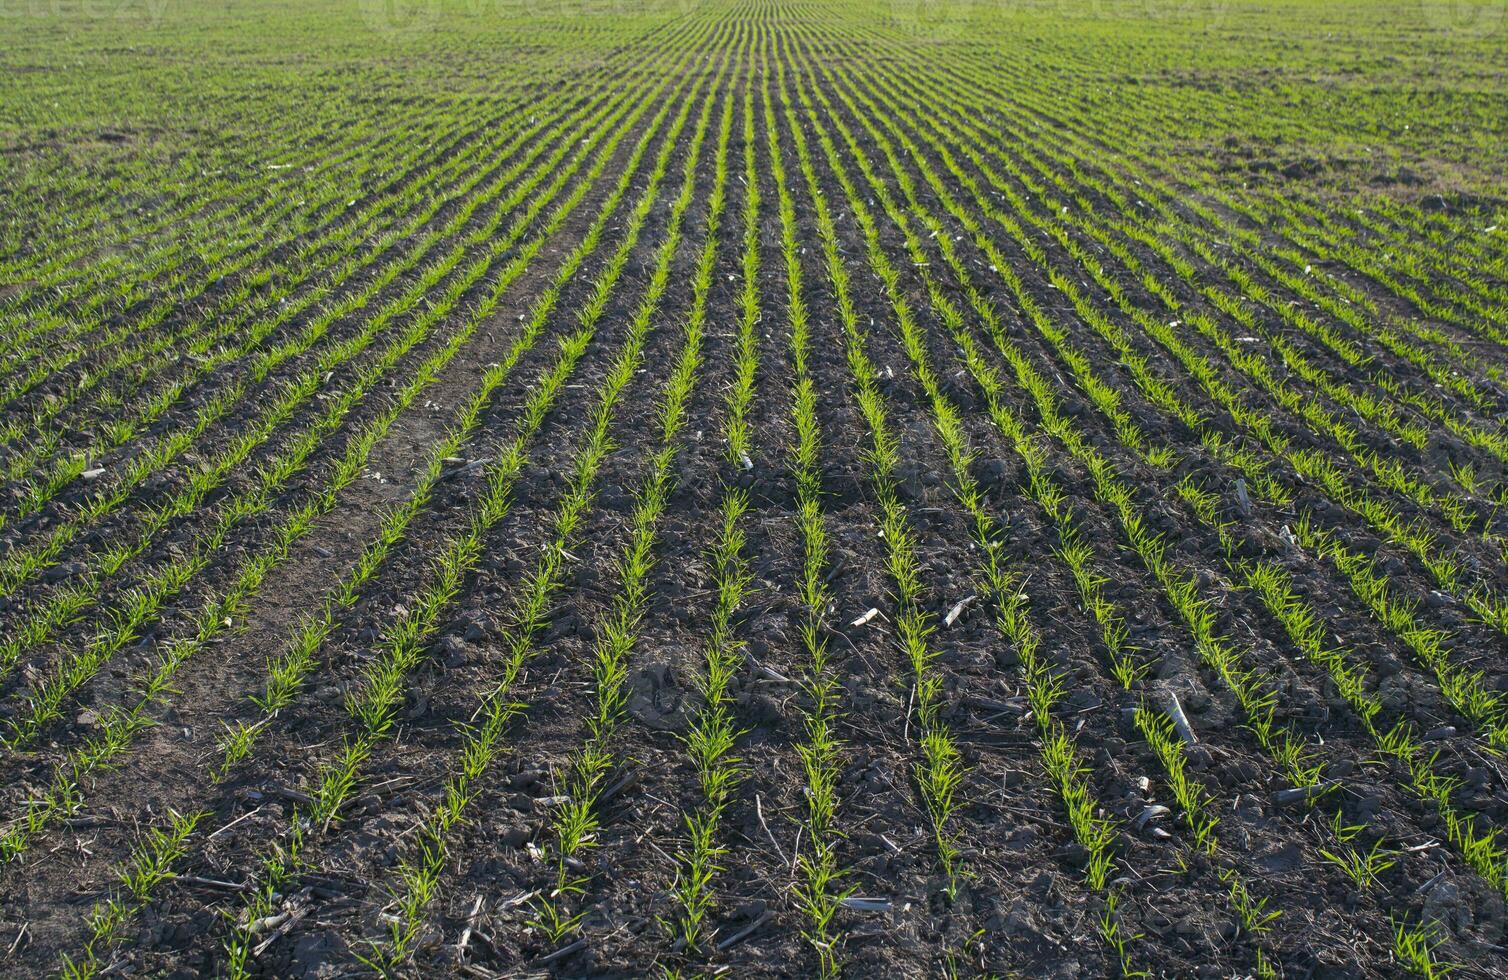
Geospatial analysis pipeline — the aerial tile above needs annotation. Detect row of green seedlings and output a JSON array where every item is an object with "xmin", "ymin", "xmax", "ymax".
[
  {"xmin": 0, "ymin": 42, "xmax": 705, "ymax": 871},
  {"xmin": 0, "ymin": 113, "xmax": 449, "ymax": 400},
  {"xmin": 216, "ymin": 60, "xmax": 718, "ymax": 979},
  {"xmin": 793, "ymin": 26, "xmax": 1404, "ymax": 948},
  {"xmin": 0, "ymin": 46, "xmax": 411, "ymax": 253},
  {"xmin": 806, "ymin": 30, "xmax": 1258, "ymax": 521},
  {"xmin": 48, "ymin": 52, "xmax": 708, "ymax": 976},
  {"xmin": 0, "ymin": 64, "xmax": 485, "ymax": 324},
  {"xmin": 893, "ymin": 47, "xmax": 1508, "ymax": 606},
  {"xmin": 0, "ymin": 32, "xmax": 696, "ymax": 476},
  {"xmin": 1044, "ymin": 156, "xmax": 1502, "ymax": 559},
  {"xmin": 0, "ymin": 69, "xmax": 617, "ymax": 495},
  {"xmin": 0, "ymin": 100, "xmax": 576, "ymax": 540},
  {"xmin": 1297, "ymin": 521, "xmax": 1508, "ymax": 751},
  {"xmin": 1258, "ymin": 260, "xmax": 1506, "ymax": 445},
  {"xmin": 758, "ymin": 65, "xmax": 848, "ymax": 978},
  {"xmin": 1209, "ymin": 189, "xmax": 1505, "ymax": 431},
  {"xmin": 0, "ymin": 83, "xmax": 520, "ymax": 320},
  {"xmin": 946, "ymin": 46, "xmax": 1508, "ymax": 520},
  {"xmin": 0, "ymin": 61, "xmax": 560, "ymax": 365},
  {"xmin": 0, "ymin": 52, "xmax": 666, "ymax": 608},
  {"xmin": 1174, "ymin": 490, "xmax": 1500, "ymax": 974},
  {"xmin": 794, "ymin": 47, "xmax": 1293, "ymax": 972},
  {"xmin": 811, "ymin": 40, "xmax": 1262, "ymax": 492},
  {"xmin": 775, "ymin": 51, "xmax": 970, "ymax": 904},
  {"xmin": 830, "ymin": 42, "xmax": 1502, "ymax": 964},
  {"xmin": 787, "ymin": 61, "xmax": 1145, "ymax": 972},
  {"xmin": 839, "ymin": 46, "xmax": 1508, "ymax": 648},
  {"xmin": 0, "ymin": 48, "xmax": 668, "ymax": 537},
  {"xmin": 0, "ymin": 86, "xmax": 506, "ymax": 455},
  {"xmin": 982, "ymin": 32, "xmax": 1508, "ymax": 359},
  {"xmin": 826, "ymin": 35, "xmax": 1508, "ymax": 925},
  {"xmin": 375, "ymin": 53, "xmax": 730, "ymax": 971},
  {"xmin": 58, "ymin": 808, "xmax": 209, "ymax": 979},
  {"xmin": 1177, "ymin": 483, "xmax": 1508, "ymax": 897},
  {"xmin": 1186, "ymin": 225, "xmax": 1499, "ymax": 476},
  {"xmin": 0, "ymin": 30, "xmax": 682, "ymax": 652},
  {"xmin": 1289, "ymin": 190, "xmax": 1508, "ymax": 335},
  {"xmin": 665, "ymin": 65, "xmax": 760, "ymax": 961},
  {"xmin": 794, "ymin": 41, "xmax": 1293, "ymax": 974},
  {"xmin": 972, "ymin": 92, "xmax": 1508, "ymax": 636},
  {"xmin": 0, "ymin": 74, "xmax": 663, "ymax": 742},
  {"xmin": 527, "ymin": 49, "xmax": 735, "ymax": 946}
]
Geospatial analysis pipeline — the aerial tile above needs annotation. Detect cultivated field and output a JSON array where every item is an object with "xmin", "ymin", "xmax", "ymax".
[{"xmin": 1, "ymin": 0, "xmax": 1506, "ymax": 975}]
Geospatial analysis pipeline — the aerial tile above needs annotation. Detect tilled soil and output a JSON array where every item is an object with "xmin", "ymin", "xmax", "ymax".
[{"xmin": 2, "ymin": 1, "xmax": 1508, "ymax": 978}]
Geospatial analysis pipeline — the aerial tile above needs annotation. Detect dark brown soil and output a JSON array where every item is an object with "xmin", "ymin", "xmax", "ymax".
[{"xmin": 2, "ymin": 8, "xmax": 1507, "ymax": 980}]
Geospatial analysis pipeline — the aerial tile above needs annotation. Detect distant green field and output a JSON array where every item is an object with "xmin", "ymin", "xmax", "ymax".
[{"xmin": 0, "ymin": 1, "xmax": 1505, "ymax": 977}]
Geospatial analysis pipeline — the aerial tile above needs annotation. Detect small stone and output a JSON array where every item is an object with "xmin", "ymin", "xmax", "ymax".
[
  {"xmin": 508, "ymin": 770, "xmax": 542, "ymax": 789},
  {"xmin": 44, "ymin": 562, "xmax": 84, "ymax": 583},
  {"xmin": 1055, "ymin": 841, "xmax": 1089, "ymax": 866}
]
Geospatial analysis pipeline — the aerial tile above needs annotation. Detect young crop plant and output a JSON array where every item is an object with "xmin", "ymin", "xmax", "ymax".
[
  {"xmin": 0, "ymin": 38, "xmax": 708, "ymax": 870},
  {"xmin": 1319, "ymin": 813, "xmax": 1398, "ymax": 893},
  {"xmin": 0, "ymin": 72, "xmax": 639, "ymax": 501},
  {"xmin": 756, "ymin": 49, "xmax": 855, "ymax": 976},
  {"xmin": 223, "ymin": 57, "xmax": 721, "ymax": 977},
  {"xmin": 776, "ymin": 51, "xmax": 969, "ymax": 901},
  {"xmin": 8, "ymin": 3, "xmax": 1508, "ymax": 976},
  {"xmin": 666, "ymin": 69, "xmax": 754, "ymax": 960},
  {"xmin": 1135, "ymin": 709, "xmax": 1221, "ymax": 855},
  {"xmin": 355, "ymin": 52, "xmax": 734, "ymax": 968},
  {"xmin": 0, "ymin": 67, "xmax": 658, "ymax": 604},
  {"xmin": 525, "ymin": 59, "xmax": 733, "ymax": 961},
  {"xmin": 58, "ymin": 809, "xmax": 208, "ymax": 980},
  {"xmin": 1393, "ymin": 919, "xmax": 1459, "ymax": 979}
]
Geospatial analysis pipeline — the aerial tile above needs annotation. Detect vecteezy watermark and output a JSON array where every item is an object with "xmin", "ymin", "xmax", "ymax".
[
  {"xmin": 357, "ymin": 0, "xmax": 439, "ymax": 37},
  {"xmin": 1421, "ymin": 0, "xmax": 1506, "ymax": 37},
  {"xmin": 0, "ymin": 0, "xmax": 169, "ymax": 24},
  {"xmin": 356, "ymin": 0, "xmax": 696, "ymax": 32},
  {"xmin": 889, "ymin": 0, "xmax": 977, "ymax": 41},
  {"xmin": 1134, "ymin": 0, "xmax": 1231, "ymax": 30}
]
